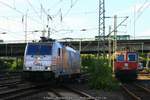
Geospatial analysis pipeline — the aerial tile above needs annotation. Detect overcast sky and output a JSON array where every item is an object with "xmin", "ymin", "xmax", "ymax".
[{"xmin": 0, "ymin": 0, "xmax": 150, "ymax": 42}]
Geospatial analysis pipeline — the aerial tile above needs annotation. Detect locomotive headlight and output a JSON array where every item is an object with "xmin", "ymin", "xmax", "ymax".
[
  {"xmin": 45, "ymin": 66, "xmax": 51, "ymax": 70},
  {"xmin": 26, "ymin": 67, "xmax": 29, "ymax": 70},
  {"xmin": 37, "ymin": 57, "xmax": 40, "ymax": 60},
  {"xmin": 47, "ymin": 67, "xmax": 51, "ymax": 70},
  {"xmin": 26, "ymin": 67, "xmax": 32, "ymax": 70},
  {"xmin": 124, "ymin": 63, "xmax": 128, "ymax": 67}
]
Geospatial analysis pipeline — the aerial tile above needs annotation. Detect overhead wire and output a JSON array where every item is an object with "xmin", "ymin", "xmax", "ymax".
[
  {"xmin": 39, "ymin": 0, "xmax": 62, "ymax": 23},
  {"xmin": 137, "ymin": 0, "xmax": 148, "ymax": 13},
  {"xmin": 51, "ymin": 0, "xmax": 63, "ymax": 10},
  {"xmin": 0, "ymin": 1, "xmax": 23, "ymax": 14},
  {"xmin": 45, "ymin": 0, "xmax": 97, "ymax": 40},
  {"xmin": 36, "ymin": 0, "xmax": 82, "ymax": 34},
  {"xmin": 0, "ymin": 15, "xmax": 43, "ymax": 38},
  {"xmin": 0, "ymin": 0, "xmax": 89, "ymax": 40},
  {"xmin": 69, "ymin": 11, "xmax": 97, "ymax": 15},
  {"xmin": 136, "ymin": 1, "xmax": 150, "ymax": 21},
  {"xmin": 40, "ymin": 4, "xmax": 53, "ymax": 20},
  {"xmin": 63, "ymin": 0, "xmax": 79, "ymax": 18},
  {"xmin": 0, "ymin": 1, "xmax": 43, "ymax": 26},
  {"xmin": 50, "ymin": 0, "xmax": 79, "ymax": 21},
  {"xmin": 38, "ymin": 0, "xmax": 65, "ymax": 37},
  {"xmin": 49, "ymin": 0, "xmax": 80, "ymax": 35},
  {"xmin": 0, "ymin": 0, "xmax": 46, "ymax": 40},
  {"xmin": 26, "ymin": 0, "xmax": 41, "ymax": 20},
  {"xmin": 0, "ymin": 27, "xmax": 24, "ymax": 39}
]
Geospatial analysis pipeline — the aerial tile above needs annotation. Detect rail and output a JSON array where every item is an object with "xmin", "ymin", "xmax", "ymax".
[{"xmin": 121, "ymin": 83, "xmax": 150, "ymax": 100}]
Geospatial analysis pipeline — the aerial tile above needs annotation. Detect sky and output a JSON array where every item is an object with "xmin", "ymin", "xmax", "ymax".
[{"xmin": 0, "ymin": 0, "xmax": 150, "ymax": 42}]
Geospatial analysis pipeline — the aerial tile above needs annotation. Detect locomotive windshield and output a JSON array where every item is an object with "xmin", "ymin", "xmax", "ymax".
[
  {"xmin": 128, "ymin": 53, "xmax": 137, "ymax": 61},
  {"xmin": 117, "ymin": 54, "xmax": 124, "ymax": 61},
  {"xmin": 26, "ymin": 44, "xmax": 52, "ymax": 55}
]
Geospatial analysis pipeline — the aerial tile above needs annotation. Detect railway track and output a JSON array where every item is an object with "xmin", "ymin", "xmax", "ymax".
[
  {"xmin": 0, "ymin": 82, "xmax": 48, "ymax": 100},
  {"xmin": 48, "ymin": 85, "xmax": 94, "ymax": 100},
  {"xmin": 0, "ymin": 76, "xmax": 22, "ymax": 89},
  {"xmin": 0, "ymin": 80, "xmax": 22, "ymax": 92},
  {"xmin": 62, "ymin": 85, "xmax": 93, "ymax": 98},
  {"xmin": 121, "ymin": 83, "xmax": 150, "ymax": 100},
  {"xmin": 0, "ymin": 71, "xmax": 21, "ymax": 82},
  {"xmin": 0, "ymin": 83, "xmax": 95, "ymax": 100},
  {"xmin": 0, "ymin": 75, "xmax": 21, "ymax": 81},
  {"xmin": 0, "ymin": 71, "xmax": 94, "ymax": 99}
]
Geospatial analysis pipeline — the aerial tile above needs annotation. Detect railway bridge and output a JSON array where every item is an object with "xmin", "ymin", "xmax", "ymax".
[{"xmin": 0, "ymin": 39, "xmax": 149, "ymax": 57}]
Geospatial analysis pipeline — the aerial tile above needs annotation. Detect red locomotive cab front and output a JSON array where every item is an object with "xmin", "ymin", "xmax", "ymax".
[
  {"xmin": 115, "ymin": 51, "xmax": 138, "ymax": 70},
  {"xmin": 114, "ymin": 51, "xmax": 139, "ymax": 79}
]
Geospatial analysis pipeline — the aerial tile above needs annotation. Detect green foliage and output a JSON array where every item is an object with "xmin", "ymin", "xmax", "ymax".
[
  {"xmin": 0, "ymin": 58, "xmax": 23, "ymax": 71},
  {"xmin": 81, "ymin": 54, "xmax": 96, "ymax": 73},
  {"xmin": 81, "ymin": 54, "xmax": 119, "ymax": 90},
  {"xmin": 10, "ymin": 59, "xmax": 23, "ymax": 71},
  {"xmin": 142, "ymin": 68, "xmax": 150, "ymax": 73},
  {"xmin": 0, "ymin": 59, "xmax": 10, "ymax": 70},
  {"xmin": 139, "ymin": 53, "xmax": 150, "ymax": 67}
]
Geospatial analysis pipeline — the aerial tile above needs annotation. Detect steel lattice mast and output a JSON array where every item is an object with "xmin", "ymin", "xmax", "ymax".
[{"xmin": 98, "ymin": 0, "xmax": 105, "ymax": 56}]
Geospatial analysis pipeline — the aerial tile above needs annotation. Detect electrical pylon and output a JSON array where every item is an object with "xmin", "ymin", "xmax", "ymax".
[{"xmin": 98, "ymin": 0, "xmax": 105, "ymax": 56}]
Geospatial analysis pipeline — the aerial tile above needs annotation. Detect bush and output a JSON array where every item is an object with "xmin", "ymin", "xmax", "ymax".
[
  {"xmin": 142, "ymin": 68, "xmax": 150, "ymax": 73},
  {"xmin": 10, "ymin": 59, "xmax": 23, "ymax": 71},
  {"xmin": 81, "ymin": 54, "xmax": 96, "ymax": 73},
  {"xmin": 0, "ymin": 58, "xmax": 23, "ymax": 71},
  {"xmin": 81, "ymin": 55, "xmax": 119, "ymax": 90},
  {"xmin": 0, "ymin": 59, "xmax": 12, "ymax": 70}
]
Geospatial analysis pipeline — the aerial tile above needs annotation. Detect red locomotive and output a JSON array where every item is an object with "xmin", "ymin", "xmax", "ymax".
[{"xmin": 114, "ymin": 51, "xmax": 139, "ymax": 80}]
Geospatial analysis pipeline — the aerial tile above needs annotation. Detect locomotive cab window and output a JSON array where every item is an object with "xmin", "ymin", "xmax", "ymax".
[
  {"xmin": 40, "ymin": 45, "xmax": 52, "ymax": 55},
  {"xmin": 128, "ymin": 53, "xmax": 137, "ymax": 61},
  {"xmin": 27, "ymin": 44, "xmax": 39, "ymax": 55},
  {"xmin": 27, "ymin": 44, "xmax": 52, "ymax": 55},
  {"xmin": 117, "ymin": 54, "xmax": 124, "ymax": 61}
]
